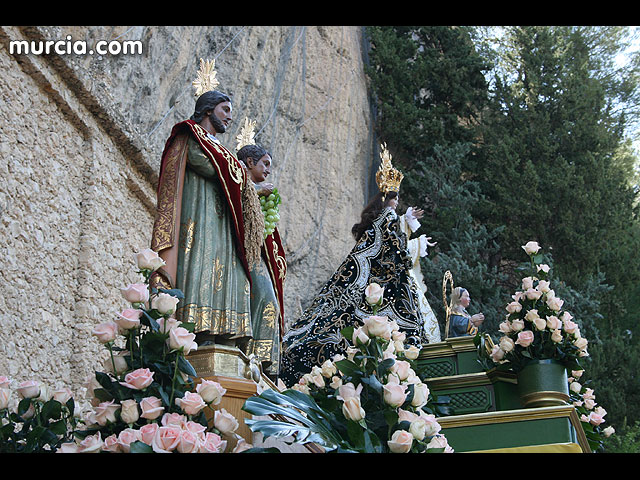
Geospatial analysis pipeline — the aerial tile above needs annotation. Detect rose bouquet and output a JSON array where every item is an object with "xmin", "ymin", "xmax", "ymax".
[
  {"xmin": 62, "ymin": 249, "xmax": 248, "ymax": 453},
  {"xmin": 0, "ymin": 376, "xmax": 78, "ymax": 452},
  {"xmin": 485, "ymin": 241, "xmax": 588, "ymax": 374},
  {"xmin": 568, "ymin": 370, "xmax": 614, "ymax": 453},
  {"xmin": 242, "ymin": 283, "xmax": 453, "ymax": 453}
]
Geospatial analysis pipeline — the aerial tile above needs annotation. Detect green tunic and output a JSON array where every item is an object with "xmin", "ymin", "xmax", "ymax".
[
  {"xmin": 175, "ymin": 136, "xmax": 252, "ymax": 339},
  {"xmin": 245, "ymin": 255, "xmax": 281, "ymax": 376}
]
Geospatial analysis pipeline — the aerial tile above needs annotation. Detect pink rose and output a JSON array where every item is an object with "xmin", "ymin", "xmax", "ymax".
[
  {"xmin": 387, "ymin": 430, "xmax": 413, "ymax": 453},
  {"xmin": 563, "ymin": 318, "xmax": 579, "ymax": 335},
  {"xmin": 161, "ymin": 412, "xmax": 188, "ymax": 427},
  {"xmin": 233, "ymin": 438, "xmax": 253, "ymax": 453},
  {"xmin": 91, "ymin": 321, "xmax": 119, "ymax": 344},
  {"xmin": 93, "ymin": 400, "xmax": 121, "ymax": 426},
  {"xmin": 352, "ymin": 326, "xmax": 371, "ymax": 346},
  {"xmin": 383, "ymin": 382, "xmax": 407, "ymax": 407},
  {"xmin": 120, "ymin": 283, "xmax": 149, "ymax": 304},
  {"xmin": 0, "ymin": 389, "xmax": 10, "ymax": 410},
  {"xmin": 337, "ymin": 382, "xmax": 363, "ymax": 401},
  {"xmin": 177, "ymin": 429, "xmax": 201, "ymax": 453},
  {"xmin": 515, "ymin": 330, "xmax": 535, "ymax": 348},
  {"xmin": 546, "ymin": 315, "xmax": 562, "ymax": 330},
  {"xmin": 525, "ymin": 288, "xmax": 542, "ymax": 301},
  {"xmin": 151, "ymin": 425, "xmax": 182, "ymax": 453},
  {"xmin": 115, "ymin": 308, "xmax": 142, "ymax": 331},
  {"xmin": 391, "ymin": 360, "xmax": 412, "ymax": 381},
  {"xmin": 521, "ymin": 277, "xmax": 534, "ymax": 290},
  {"xmin": 138, "ymin": 423, "xmax": 159, "ymax": 446},
  {"xmin": 52, "ymin": 387, "xmax": 73, "ymax": 404},
  {"xmin": 200, "ymin": 432, "xmax": 227, "ymax": 453},
  {"xmin": 363, "ymin": 315, "xmax": 392, "ymax": 339},
  {"xmin": 157, "ymin": 317, "xmax": 182, "ymax": 333},
  {"xmin": 0, "ymin": 376, "xmax": 10, "ymax": 389},
  {"xmin": 167, "ymin": 327, "xmax": 198, "ymax": 355},
  {"xmin": 427, "ymin": 433, "xmax": 453, "ymax": 452},
  {"xmin": 120, "ymin": 368, "xmax": 154, "ymax": 390},
  {"xmin": 506, "ymin": 302, "xmax": 522, "ymax": 314},
  {"xmin": 77, "ymin": 432, "xmax": 104, "ymax": 453},
  {"xmin": 17, "ymin": 380, "xmax": 40, "ymax": 399},
  {"xmin": 117, "ymin": 428, "xmax": 141, "ymax": 453},
  {"xmin": 184, "ymin": 420, "xmax": 207, "ymax": 436},
  {"xmin": 102, "ymin": 434, "xmax": 121, "ymax": 453},
  {"xmin": 342, "ymin": 396, "xmax": 366, "ymax": 422},
  {"xmin": 546, "ymin": 296, "xmax": 564, "ymax": 312},
  {"xmin": 213, "ymin": 408, "xmax": 239, "ymax": 434},
  {"xmin": 511, "ymin": 319, "xmax": 525, "ymax": 331},
  {"xmin": 499, "ymin": 336, "xmax": 515, "ymax": 353},
  {"xmin": 419, "ymin": 412, "xmax": 442, "ymax": 437},
  {"xmin": 490, "ymin": 345, "xmax": 505, "ymax": 362},
  {"xmin": 551, "ymin": 329, "xmax": 563, "ymax": 343},
  {"xmin": 140, "ymin": 396, "xmax": 164, "ymax": 420},
  {"xmin": 175, "ymin": 391, "xmax": 206, "ymax": 416},
  {"xmin": 588, "ymin": 412, "xmax": 605, "ymax": 426}
]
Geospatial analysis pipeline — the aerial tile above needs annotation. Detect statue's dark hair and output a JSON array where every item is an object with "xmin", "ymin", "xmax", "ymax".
[
  {"xmin": 351, "ymin": 191, "xmax": 398, "ymax": 240},
  {"xmin": 237, "ymin": 144, "xmax": 270, "ymax": 167},
  {"xmin": 190, "ymin": 90, "xmax": 231, "ymax": 123}
]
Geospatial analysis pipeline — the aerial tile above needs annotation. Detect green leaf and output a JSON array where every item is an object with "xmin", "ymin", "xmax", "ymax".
[
  {"xmin": 41, "ymin": 399, "xmax": 62, "ymax": 420},
  {"xmin": 334, "ymin": 359, "xmax": 363, "ymax": 379},
  {"xmin": 178, "ymin": 355, "xmax": 198, "ymax": 378},
  {"xmin": 129, "ymin": 440, "xmax": 154, "ymax": 453}
]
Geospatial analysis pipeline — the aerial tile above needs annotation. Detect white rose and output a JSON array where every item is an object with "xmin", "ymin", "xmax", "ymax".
[
  {"xmin": 411, "ymin": 383, "xmax": 430, "ymax": 408},
  {"xmin": 364, "ymin": 283, "xmax": 385, "ymax": 306},
  {"xmin": 499, "ymin": 336, "xmax": 515, "ymax": 353},
  {"xmin": 546, "ymin": 296, "xmax": 564, "ymax": 312},
  {"xmin": 522, "ymin": 241, "xmax": 541, "ymax": 255},
  {"xmin": 152, "ymin": 292, "xmax": 180, "ymax": 316},
  {"xmin": 506, "ymin": 301, "xmax": 522, "ymax": 314},
  {"xmin": 120, "ymin": 399, "xmax": 140, "ymax": 424},
  {"xmin": 135, "ymin": 248, "xmax": 166, "ymax": 272}
]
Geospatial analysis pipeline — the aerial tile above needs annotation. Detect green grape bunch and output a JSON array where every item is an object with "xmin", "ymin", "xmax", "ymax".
[{"xmin": 259, "ymin": 187, "xmax": 281, "ymax": 239}]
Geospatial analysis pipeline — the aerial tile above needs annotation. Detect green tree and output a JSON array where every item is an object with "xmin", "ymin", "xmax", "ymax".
[{"xmin": 365, "ymin": 26, "xmax": 505, "ymax": 336}]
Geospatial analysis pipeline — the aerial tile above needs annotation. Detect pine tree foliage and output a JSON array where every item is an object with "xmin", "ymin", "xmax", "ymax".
[{"xmin": 364, "ymin": 25, "xmax": 640, "ymax": 433}]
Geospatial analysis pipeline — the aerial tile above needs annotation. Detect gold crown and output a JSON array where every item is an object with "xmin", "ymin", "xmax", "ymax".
[
  {"xmin": 192, "ymin": 58, "xmax": 220, "ymax": 97},
  {"xmin": 375, "ymin": 143, "xmax": 404, "ymax": 194},
  {"xmin": 235, "ymin": 117, "xmax": 257, "ymax": 152}
]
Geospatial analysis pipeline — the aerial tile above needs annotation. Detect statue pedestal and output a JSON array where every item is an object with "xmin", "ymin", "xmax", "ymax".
[{"xmin": 186, "ymin": 344, "xmax": 258, "ymax": 443}]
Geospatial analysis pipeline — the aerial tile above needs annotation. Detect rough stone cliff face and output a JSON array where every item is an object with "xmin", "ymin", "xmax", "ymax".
[{"xmin": 0, "ymin": 26, "xmax": 376, "ymax": 395}]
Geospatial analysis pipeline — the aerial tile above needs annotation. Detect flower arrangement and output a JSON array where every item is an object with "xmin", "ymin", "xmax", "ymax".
[
  {"xmin": 0, "ymin": 376, "xmax": 78, "ymax": 452},
  {"xmin": 486, "ymin": 241, "xmax": 588, "ymax": 374},
  {"xmin": 242, "ymin": 283, "xmax": 453, "ymax": 453},
  {"xmin": 568, "ymin": 370, "xmax": 614, "ymax": 453},
  {"xmin": 56, "ymin": 249, "xmax": 248, "ymax": 453}
]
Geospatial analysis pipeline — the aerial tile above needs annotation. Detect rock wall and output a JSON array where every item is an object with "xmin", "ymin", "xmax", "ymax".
[{"xmin": 0, "ymin": 26, "xmax": 376, "ymax": 400}]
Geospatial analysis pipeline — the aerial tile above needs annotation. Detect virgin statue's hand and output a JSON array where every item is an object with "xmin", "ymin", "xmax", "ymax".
[
  {"xmin": 411, "ymin": 207, "xmax": 425, "ymax": 220},
  {"xmin": 425, "ymin": 236, "xmax": 437, "ymax": 248}
]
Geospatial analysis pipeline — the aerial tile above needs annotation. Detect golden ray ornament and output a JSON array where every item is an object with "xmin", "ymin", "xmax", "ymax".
[
  {"xmin": 236, "ymin": 117, "xmax": 257, "ymax": 152},
  {"xmin": 192, "ymin": 58, "xmax": 220, "ymax": 97},
  {"xmin": 375, "ymin": 142, "xmax": 404, "ymax": 195}
]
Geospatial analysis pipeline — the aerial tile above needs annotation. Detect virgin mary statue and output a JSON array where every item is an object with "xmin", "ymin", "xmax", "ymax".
[{"xmin": 279, "ymin": 145, "xmax": 441, "ymax": 387}]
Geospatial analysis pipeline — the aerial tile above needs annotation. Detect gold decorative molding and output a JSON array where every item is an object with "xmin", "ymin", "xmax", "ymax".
[{"xmin": 419, "ymin": 336, "xmax": 478, "ymax": 360}]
